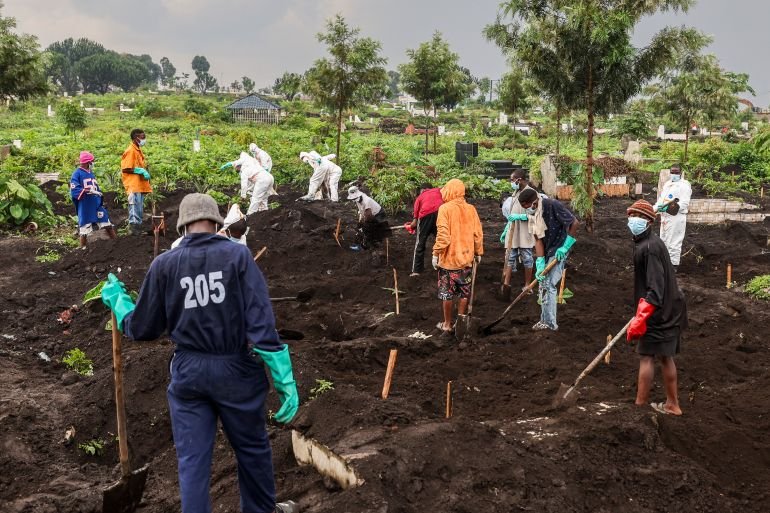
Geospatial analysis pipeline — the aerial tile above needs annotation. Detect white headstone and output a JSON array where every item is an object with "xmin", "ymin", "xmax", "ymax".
[
  {"xmin": 80, "ymin": 100, "xmax": 84, "ymax": 107},
  {"xmin": 193, "ymin": 140, "xmax": 201, "ymax": 152},
  {"xmin": 657, "ymin": 125, "xmax": 665, "ymax": 139},
  {"xmin": 47, "ymin": 105, "xmax": 54, "ymax": 117},
  {"xmin": 498, "ymin": 112, "xmax": 508, "ymax": 125},
  {"xmin": 624, "ymin": 141, "xmax": 642, "ymax": 166},
  {"xmin": 741, "ymin": 122, "xmax": 749, "ymax": 131},
  {"xmin": 369, "ymin": 117, "xmax": 374, "ymax": 124},
  {"xmin": 354, "ymin": 115, "xmax": 362, "ymax": 123},
  {"xmin": 348, "ymin": 115, "xmax": 353, "ymax": 122},
  {"xmin": 561, "ymin": 123, "xmax": 569, "ymax": 133},
  {"xmin": 12, "ymin": 139, "xmax": 21, "ymax": 149},
  {"xmin": 437, "ymin": 125, "xmax": 446, "ymax": 136}
]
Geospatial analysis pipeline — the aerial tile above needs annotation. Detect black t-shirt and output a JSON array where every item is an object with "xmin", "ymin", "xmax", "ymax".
[{"xmin": 541, "ymin": 198, "xmax": 576, "ymax": 258}]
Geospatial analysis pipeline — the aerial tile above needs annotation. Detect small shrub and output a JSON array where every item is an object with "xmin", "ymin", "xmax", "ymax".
[
  {"xmin": 35, "ymin": 249, "xmax": 60, "ymax": 263},
  {"xmin": 62, "ymin": 348, "xmax": 94, "ymax": 377},
  {"xmin": 310, "ymin": 379, "xmax": 334, "ymax": 400},
  {"xmin": 184, "ymin": 98, "xmax": 210, "ymax": 116},
  {"xmin": 57, "ymin": 102, "xmax": 88, "ymax": 134},
  {"xmin": 746, "ymin": 275, "xmax": 770, "ymax": 301},
  {"xmin": 0, "ymin": 176, "xmax": 57, "ymax": 227},
  {"xmin": 78, "ymin": 438, "xmax": 104, "ymax": 456}
]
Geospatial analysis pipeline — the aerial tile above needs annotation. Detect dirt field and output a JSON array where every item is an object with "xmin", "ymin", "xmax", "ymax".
[{"xmin": 1, "ymin": 185, "xmax": 769, "ymax": 513}]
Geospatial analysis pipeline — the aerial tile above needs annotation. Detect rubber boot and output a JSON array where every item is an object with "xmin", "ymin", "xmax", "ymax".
[{"xmin": 275, "ymin": 500, "xmax": 300, "ymax": 513}]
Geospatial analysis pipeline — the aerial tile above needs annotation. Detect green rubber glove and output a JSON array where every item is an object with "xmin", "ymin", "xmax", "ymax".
[
  {"xmin": 220, "ymin": 162, "xmax": 233, "ymax": 171},
  {"xmin": 507, "ymin": 213, "xmax": 528, "ymax": 222},
  {"xmin": 254, "ymin": 345, "xmax": 299, "ymax": 424},
  {"xmin": 535, "ymin": 256, "xmax": 546, "ymax": 282},
  {"xmin": 657, "ymin": 204, "xmax": 668, "ymax": 213},
  {"xmin": 133, "ymin": 167, "xmax": 151, "ymax": 180},
  {"xmin": 101, "ymin": 273, "xmax": 136, "ymax": 333},
  {"xmin": 555, "ymin": 235, "xmax": 576, "ymax": 261}
]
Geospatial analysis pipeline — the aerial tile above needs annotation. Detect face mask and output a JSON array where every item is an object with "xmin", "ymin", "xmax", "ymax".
[
  {"xmin": 627, "ymin": 217, "xmax": 649, "ymax": 236},
  {"xmin": 511, "ymin": 182, "xmax": 520, "ymax": 191},
  {"xmin": 671, "ymin": 174, "xmax": 681, "ymax": 182},
  {"xmin": 525, "ymin": 203, "xmax": 537, "ymax": 215},
  {"xmin": 138, "ymin": 139, "xmax": 146, "ymax": 147}
]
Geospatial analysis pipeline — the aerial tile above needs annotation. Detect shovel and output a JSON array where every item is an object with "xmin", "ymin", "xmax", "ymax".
[
  {"xmin": 271, "ymin": 287, "xmax": 315, "ymax": 303},
  {"xmin": 454, "ymin": 261, "xmax": 478, "ymax": 341},
  {"xmin": 481, "ymin": 258, "xmax": 558, "ymax": 335},
  {"xmin": 552, "ymin": 318, "xmax": 633, "ymax": 408},
  {"xmin": 103, "ymin": 313, "xmax": 148, "ymax": 513}
]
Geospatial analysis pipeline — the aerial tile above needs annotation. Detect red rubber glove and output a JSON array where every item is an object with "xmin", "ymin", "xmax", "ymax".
[
  {"xmin": 627, "ymin": 298, "xmax": 656, "ymax": 342},
  {"xmin": 404, "ymin": 222, "xmax": 416, "ymax": 235}
]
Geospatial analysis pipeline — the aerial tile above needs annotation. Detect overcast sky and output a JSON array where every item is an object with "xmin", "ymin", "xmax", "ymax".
[{"xmin": 5, "ymin": 0, "xmax": 769, "ymax": 107}]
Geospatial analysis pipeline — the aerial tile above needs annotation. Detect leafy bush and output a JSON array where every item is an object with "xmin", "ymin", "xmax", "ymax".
[
  {"xmin": 184, "ymin": 98, "xmax": 211, "ymax": 116},
  {"xmin": 57, "ymin": 102, "xmax": 88, "ymax": 133},
  {"xmin": 0, "ymin": 177, "xmax": 57, "ymax": 227},
  {"xmin": 746, "ymin": 275, "xmax": 770, "ymax": 301},
  {"xmin": 82, "ymin": 280, "xmax": 106, "ymax": 304},
  {"xmin": 62, "ymin": 348, "xmax": 94, "ymax": 376},
  {"xmin": 367, "ymin": 167, "xmax": 430, "ymax": 214},
  {"xmin": 78, "ymin": 438, "xmax": 105, "ymax": 456}
]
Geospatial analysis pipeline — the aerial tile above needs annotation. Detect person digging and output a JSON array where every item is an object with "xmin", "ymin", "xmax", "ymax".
[
  {"xmin": 70, "ymin": 151, "xmax": 117, "ymax": 247},
  {"xmin": 517, "ymin": 188, "xmax": 578, "ymax": 331},
  {"xmin": 626, "ymin": 199, "xmax": 687, "ymax": 416},
  {"xmin": 409, "ymin": 183, "xmax": 443, "ymax": 276},
  {"xmin": 500, "ymin": 169, "xmax": 537, "ymax": 300},
  {"xmin": 347, "ymin": 185, "xmax": 390, "ymax": 250},
  {"xmin": 101, "ymin": 193, "xmax": 300, "ymax": 513},
  {"xmin": 432, "ymin": 179, "xmax": 483, "ymax": 334}
]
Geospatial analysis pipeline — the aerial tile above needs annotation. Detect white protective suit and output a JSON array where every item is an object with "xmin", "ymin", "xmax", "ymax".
[
  {"xmin": 298, "ymin": 151, "xmax": 328, "ymax": 201},
  {"xmin": 654, "ymin": 176, "xmax": 692, "ymax": 266},
  {"xmin": 217, "ymin": 204, "xmax": 249, "ymax": 245},
  {"xmin": 321, "ymin": 154, "xmax": 343, "ymax": 202},
  {"xmin": 249, "ymin": 143, "xmax": 273, "ymax": 173},
  {"xmin": 231, "ymin": 152, "xmax": 275, "ymax": 214}
]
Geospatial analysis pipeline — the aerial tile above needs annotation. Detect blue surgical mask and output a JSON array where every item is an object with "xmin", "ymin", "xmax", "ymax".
[
  {"xmin": 525, "ymin": 204, "xmax": 537, "ymax": 215},
  {"xmin": 628, "ymin": 217, "xmax": 649, "ymax": 236},
  {"xmin": 511, "ymin": 182, "xmax": 520, "ymax": 191},
  {"xmin": 138, "ymin": 139, "xmax": 146, "ymax": 147},
  {"xmin": 671, "ymin": 174, "xmax": 681, "ymax": 182}
]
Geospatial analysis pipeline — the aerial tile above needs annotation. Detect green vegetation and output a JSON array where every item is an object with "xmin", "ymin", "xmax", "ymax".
[
  {"xmin": 34, "ymin": 248, "xmax": 59, "ymax": 263},
  {"xmin": 61, "ymin": 348, "xmax": 94, "ymax": 376},
  {"xmin": 310, "ymin": 379, "xmax": 334, "ymax": 400},
  {"xmin": 78, "ymin": 438, "xmax": 105, "ymax": 456},
  {"xmin": 82, "ymin": 280, "xmax": 106, "ymax": 304},
  {"xmin": 745, "ymin": 275, "xmax": 770, "ymax": 301},
  {"xmin": 0, "ymin": 175, "xmax": 57, "ymax": 226}
]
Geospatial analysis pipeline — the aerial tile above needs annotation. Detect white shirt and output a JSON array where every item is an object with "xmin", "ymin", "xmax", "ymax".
[{"xmin": 355, "ymin": 193, "xmax": 382, "ymax": 219}]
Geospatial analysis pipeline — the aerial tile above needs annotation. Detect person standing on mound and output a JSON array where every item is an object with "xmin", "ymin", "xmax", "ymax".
[{"xmin": 626, "ymin": 199, "xmax": 687, "ymax": 416}]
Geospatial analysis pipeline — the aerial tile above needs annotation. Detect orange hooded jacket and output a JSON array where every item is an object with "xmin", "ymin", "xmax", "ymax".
[{"xmin": 432, "ymin": 179, "xmax": 483, "ymax": 270}]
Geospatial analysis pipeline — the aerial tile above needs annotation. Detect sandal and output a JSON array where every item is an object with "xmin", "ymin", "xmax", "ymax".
[
  {"xmin": 435, "ymin": 321, "xmax": 452, "ymax": 333},
  {"xmin": 650, "ymin": 402, "xmax": 682, "ymax": 416}
]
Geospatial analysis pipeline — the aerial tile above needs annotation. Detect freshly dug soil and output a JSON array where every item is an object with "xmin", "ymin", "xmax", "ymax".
[{"xmin": 1, "ymin": 185, "xmax": 769, "ymax": 513}]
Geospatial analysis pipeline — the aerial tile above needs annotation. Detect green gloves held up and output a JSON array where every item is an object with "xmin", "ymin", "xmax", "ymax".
[
  {"xmin": 133, "ymin": 167, "xmax": 151, "ymax": 180},
  {"xmin": 255, "ymin": 345, "xmax": 299, "ymax": 424},
  {"xmin": 101, "ymin": 273, "xmax": 136, "ymax": 333},
  {"xmin": 657, "ymin": 204, "xmax": 668, "ymax": 213},
  {"xmin": 535, "ymin": 256, "xmax": 546, "ymax": 282},
  {"xmin": 555, "ymin": 235, "xmax": 576, "ymax": 261},
  {"xmin": 220, "ymin": 162, "xmax": 234, "ymax": 171},
  {"xmin": 507, "ymin": 213, "xmax": 529, "ymax": 222}
]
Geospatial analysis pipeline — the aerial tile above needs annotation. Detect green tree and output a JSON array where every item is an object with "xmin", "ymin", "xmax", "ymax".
[
  {"xmin": 399, "ymin": 32, "xmax": 470, "ymax": 155},
  {"xmin": 44, "ymin": 37, "xmax": 105, "ymax": 94},
  {"xmin": 387, "ymin": 70, "xmax": 400, "ymax": 98},
  {"xmin": 191, "ymin": 55, "xmax": 210, "ymax": 74},
  {"xmin": 57, "ymin": 101, "xmax": 87, "ymax": 133},
  {"xmin": 160, "ymin": 56, "xmax": 176, "ymax": 88},
  {"xmin": 273, "ymin": 72, "xmax": 302, "ymax": 100},
  {"xmin": 613, "ymin": 101, "xmax": 653, "ymax": 139},
  {"xmin": 230, "ymin": 80, "xmax": 241, "ymax": 92},
  {"xmin": 114, "ymin": 54, "xmax": 152, "ymax": 91},
  {"xmin": 304, "ymin": 14, "xmax": 388, "ymax": 158},
  {"xmin": 191, "ymin": 55, "xmax": 216, "ymax": 93},
  {"xmin": 486, "ymin": 0, "xmax": 702, "ymax": 230},
  {"xmin": 241, "ymin": 76, "xmax": 255, "ymax": 94},
  {"xmin": 0, "ymin": 3, "xmax": 48, "ymax": 101},
  {"xmin": 497, "ymin": 68, "xmax": 530, "ymax": 121},
  {"xmin": 76, "ymin": 52, "xmax": 120, "ymax": 93},
  {"xmin": 478, "ymin": 76, "xmax": 491, "ymax": 103},
  {"xmin": 129, "ymin": 54, "xmax": 160, "ymax": 85}
]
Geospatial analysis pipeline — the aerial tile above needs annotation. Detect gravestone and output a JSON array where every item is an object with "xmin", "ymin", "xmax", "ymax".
[{"xmin": 624, "ymin": 141, "xmax": 642, "ymax": 166}]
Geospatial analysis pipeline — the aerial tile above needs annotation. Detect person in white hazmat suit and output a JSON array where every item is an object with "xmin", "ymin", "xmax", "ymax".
[
  {"xmin": 171, "ymin": 204, "xmax": 248, "ymax": 249},
  {"xmin": 298, "ymin": 151, "xmax": 328, "ymax": 201},
  {"xmin": 653, "ymin": 164, "xmax": 692, "ymax": 270},
  {"xmin": 221, "ymin": 152, "xmax": 275, "ymax": 214},
  {"xmin": 249, "ymin": 143, "xmax": 273, "ymax": 173},
  {"xmin": 321, "ymin": 154, "xmax": 343, "ymax": 202}
]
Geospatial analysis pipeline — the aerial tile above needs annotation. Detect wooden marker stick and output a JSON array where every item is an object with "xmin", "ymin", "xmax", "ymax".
[
  {"xmin": 386, "ymin": 238, "xmax": 389, "ymax": 266},
  {"xmin": 604, "ymin": 334, "xmax": 612, "ymax": 365},
  {"xmin": 558, "ymin": 269, "xmax": 567, "ymax": 304},
  {"xmin": 393, "ymin": 268, "xmax": 400, "ymax": 315},
  {"xmin": 726, "ymin": 263, "xmax": 732, "ymax": 289},
  {"xmin": 445, "ymin": 381, "xmax": 453, "ymax": 418},
  {"xmin": 334, "ymin": 218, "xmax": 341, "ymax": 247},
  {"xmin": 253, "ymin": 246, "xmax": 267, "ymax": 262},
  {"xmin": 381, "ymin": 349, "xmax": 398, "ymax": 399}
]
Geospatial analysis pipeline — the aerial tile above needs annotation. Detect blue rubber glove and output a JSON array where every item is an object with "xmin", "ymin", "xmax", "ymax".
[
  {"xmin": 535, "ymin": 256, "xmax": 546, "ymax": 282},
  {"xmin": 133, "ymin": 167, "xmax": 150, "ymax": 180},
  {"xmin": 254, "ymin": 345, "xmax": 299, "ymax": 424},
  {"xmin": 555, "ymin": 235, "xmax": 576, "ymax": 261},
  {"xmin": 101, "ymin": 273, "xmax": 136, "ymax": 333},
  {"xmin": 507, "ymin": 213, "xmax": 528, "ymax": 222},
  {"xmin": 220, "ymin": 162, "xmax": 233, "ymax": 171}
]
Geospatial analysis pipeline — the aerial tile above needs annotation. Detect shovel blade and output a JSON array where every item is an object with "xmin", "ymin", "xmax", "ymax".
[
  {"xmin": 296, "ymin": 287, "xmax": 315, "ymax": 303},
  {"xmin": 455, "ymin": 314, "xmax": 478, "ymax": 341},
  {"xmin": 552, "ymin": 383, "xmax": 579, "ymax": 409},
  {"xmin": 102, "ymin": 465, "xmax": 148, "ymax": 513}
]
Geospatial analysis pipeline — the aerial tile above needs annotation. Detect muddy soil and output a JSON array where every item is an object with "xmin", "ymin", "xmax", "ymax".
[{"xmin": 1, "ymin": 185, "xmax": 769, "ymax": 513}]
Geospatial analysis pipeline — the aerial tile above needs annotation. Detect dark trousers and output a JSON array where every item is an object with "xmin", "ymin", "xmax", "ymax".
[
  {"xmin": 168, "ymin": 350, "xmax": 275, "ymax": 513},
  {"xmin": 412, "ymin": 211, "xmax": 438, "ymax": 273}
]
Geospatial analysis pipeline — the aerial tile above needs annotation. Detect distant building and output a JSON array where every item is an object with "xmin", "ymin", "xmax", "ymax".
[{"xmin": 226, "ymin": 94, "xmax": 281, "ymax": 124}]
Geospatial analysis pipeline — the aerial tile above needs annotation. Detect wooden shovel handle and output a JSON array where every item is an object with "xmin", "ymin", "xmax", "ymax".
[{"xmin": 111, "ymin": 312, "xmax": 131, "ymax": 478}]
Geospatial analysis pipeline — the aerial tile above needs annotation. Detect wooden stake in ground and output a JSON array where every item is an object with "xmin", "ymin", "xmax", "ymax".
[
  {"xmin": 558, "ymin": 269, "xmax": 567, "ymax": 304},
  {"xmin": 604, "ymin": 334, "xmax": 612, "ymax": 365},
  {"xmin": 726, "ymin": 263, "xmax": 732, "ymax": 289},
  {"xmin": 386, "ymin": 238, "xmax": 389, "ymax": 266},
  {"xmin": 381, "ymin": 349, "xmax": 398, "ymax": 399},
  {"xmin": 334, "ymin": 218, "xmax": 341, "ymax": 247},
  {"xmin": 445, "ymin": 381, "xmax": 453, "ymax": 419},
  {"xmin": 393, "ymin": 267, "xmax": 400, "ymax": 315},
  {"xmin": 253, "ymin": 246, "xmax": 267, "ymax": 262}
]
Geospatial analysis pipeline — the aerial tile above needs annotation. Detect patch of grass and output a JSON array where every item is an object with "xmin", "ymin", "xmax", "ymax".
[
  {"xmin": 61, "ymin": 348, "xmax": 94, "ymax": 376},
  {"xmin": 745, "ymin": 274, "xmax": 770, "ymax": 300},
  {"xmin": 35, "ymin": 249, "xmax": 60, "ymax": 263}
]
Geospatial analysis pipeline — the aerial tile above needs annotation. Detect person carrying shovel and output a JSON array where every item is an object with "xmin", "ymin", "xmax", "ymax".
[
  {"xmin": 431, "ymin": 178, "xmax": 483, "ymax": 334},
  {"xmin": 517, "ymin": 188, "xmax": 578, "ymax": 331},
  {"xmin": 626, "ymin": 199, "xmax": 687, "ymax": 416},
  {"xmin": 101, "ymin": 193, "xmax": 300, "ymax": 513},
  {"xmin": 500, "ymin": 169, "xmax": 537, "ymax": 300}
]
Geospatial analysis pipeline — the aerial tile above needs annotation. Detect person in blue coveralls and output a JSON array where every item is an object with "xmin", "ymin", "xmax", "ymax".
[
  {"xmin": 70, "ymin": 151, "xmax": 116, "ymax": 247},
  {"xmin": 101, "ymin": 193, "xmax": 300, "ymax": 513}
]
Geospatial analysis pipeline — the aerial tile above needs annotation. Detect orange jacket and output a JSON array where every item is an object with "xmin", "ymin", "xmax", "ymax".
[
  {"xmin": 432, "ymin": 179, "xmax": 483, "ymax": 270},
  {"xmin": 120, "ymin": 143, "xmax": 152, "ymax": 194}
]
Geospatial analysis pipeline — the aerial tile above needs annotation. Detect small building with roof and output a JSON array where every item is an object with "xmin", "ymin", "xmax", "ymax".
[{"xmin": 226, "ymin": 94, "xmax": 281, "ymax": 124}]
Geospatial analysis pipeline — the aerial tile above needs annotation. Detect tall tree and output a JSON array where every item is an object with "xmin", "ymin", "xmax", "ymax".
[
  {"xmin": 230, "ymin": 80, "xmax": 242, "ymax": 92},
  {"xmin": 159, "ymin": 56, "xmax": 176, "ymax": 88},
  {"xmin": 0, "ymin": 3, "xmax": 48, "ymax": 100},
  {"xmin": 497, "ymin": 68, "xmax": 530, "ymax": 122},
  {"xmin": 273, "ymin": 72, "xmax": 302, "ymax": 100},
  {"xmin": 241, "ymin": 76, "xmax": 255, "ymax": 94},
  {"xmin": 387, "ymin": 70, "xmax": 400, "ymax": 98},
  {"xmin": 399, "ymin": 32, "xmax": 470, "ymax": 155},
  {"xmin": 191, "ymin": 55, "xmax": 210, "ymax": 74},
  {"xmin": 304, "ymin": 14, "xmax": 388, "ymax": 158},
  {"xmin": 44, "ymin": 37, "xmax": 105, "ymax": 94},
  {"xmin": 486, "ymin": 0, "xmax": 702, "ymax": 230},
  {"xmin": 76, "ymin": 52, "xmax": 120, "ymax": 94},
  {"xmin": 191, "ymin": 55, "xmax": 216, "ymax": 93}
]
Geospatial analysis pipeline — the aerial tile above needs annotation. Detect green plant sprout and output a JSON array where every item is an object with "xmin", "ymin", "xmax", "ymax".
[
  {"xmin": 310, "ymin": 379, "xmax": 334, "ymax": 400},
  {"xmin": 78, "ymin": 438, "xmax": 104, "ymax": 456},
  {"xmin": 745, "ymin": 275, "xmax": 770, "ymax": 301},
  {"xmin": 62, "ymin": 348, "xmax": 94, "ymax": 376}
]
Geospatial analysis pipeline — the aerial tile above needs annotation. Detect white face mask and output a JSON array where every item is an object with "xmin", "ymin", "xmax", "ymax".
[
  {"xmin": 671, "ymin": 174, "xmax": 681, "ymax": 182},
  {"xmin": 138, "ymin": 138, "xmax": 146, "ymax": 147}
]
